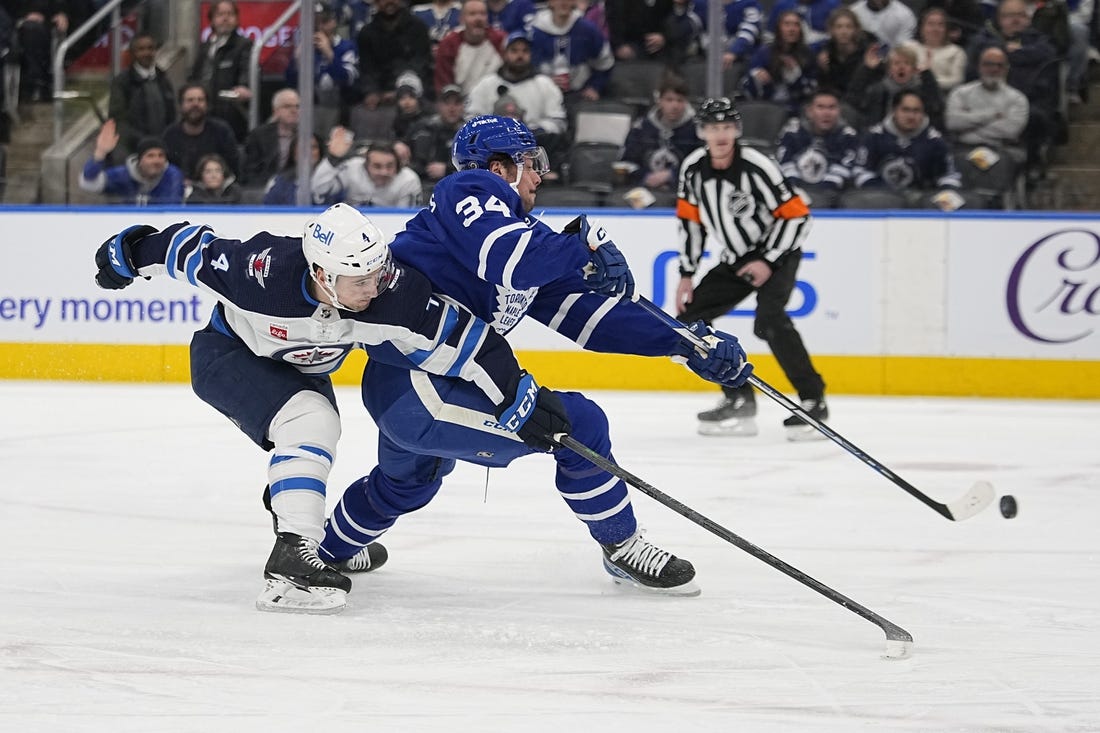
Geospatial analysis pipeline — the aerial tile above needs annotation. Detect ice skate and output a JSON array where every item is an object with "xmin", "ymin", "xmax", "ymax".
[
  {"xmin": 256, "ymin": 532, "xmax": 351, "ymax": 614},
  {"xmin": 697, "ymin": 392, "xmax": 758, "ymax": 437},
  {"xmin": 783, "ymin": 397, "xmax": 829, "ymax": 442},
  {"xmin": 601, "ymin": 532, "xmax": 700, "ymax": 596},
  {"xmin": 332, "ymin": 543, "xmax": 389, "ymax": 573}
]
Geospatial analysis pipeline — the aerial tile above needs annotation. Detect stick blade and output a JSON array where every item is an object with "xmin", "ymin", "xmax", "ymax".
[
  {"xmin": 945, "ymin": 480, "xmax": 996, "ymax": 521},
  {"xmin": 883, "ymin": 638, "xmax": 914, "ymax": 660}
]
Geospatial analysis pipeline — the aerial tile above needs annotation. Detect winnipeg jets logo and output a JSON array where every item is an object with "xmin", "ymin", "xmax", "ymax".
[
  {"xmin": 247, "ymin": 248, "xmax": 273, "ymax": 288},
  {"xmin": 796, "ymin": 149, "xmax": 828, "ymax": 184},
  {"xmin": 882, "ymin": 158, "xmax": 915, "ymax": 190},
  {"xmin": 287, "ymin": 347, "xmax": 340, "ymax": 364}
]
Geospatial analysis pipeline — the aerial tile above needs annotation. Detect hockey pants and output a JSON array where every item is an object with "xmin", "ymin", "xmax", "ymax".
[{"xmin": 318, "ymin": 361, "xmax": 638, "ymax": 562}]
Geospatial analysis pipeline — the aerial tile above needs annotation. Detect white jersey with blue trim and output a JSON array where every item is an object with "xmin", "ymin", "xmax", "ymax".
[
  {"xmin": 127, "ymin": 222, "xmax": 521, "ymax": 405},
  {"xmin": 395, "ymin": 170, "xmax": 682, "ymax": 357}
]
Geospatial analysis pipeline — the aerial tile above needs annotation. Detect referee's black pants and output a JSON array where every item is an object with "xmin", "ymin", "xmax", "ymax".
[{"xmin": 678, "ymin": 251, "xmax": 825, "ymax": 405}]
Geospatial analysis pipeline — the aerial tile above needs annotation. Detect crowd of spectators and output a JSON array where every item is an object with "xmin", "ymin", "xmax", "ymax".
[{"xmin": 62, "ymin": 0, "xmax": 1097, "ymax": 209}]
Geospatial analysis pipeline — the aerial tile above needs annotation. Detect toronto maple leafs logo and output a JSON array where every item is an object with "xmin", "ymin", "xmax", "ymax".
[{"xmin": 491, "ymin": 284, "xmax": 538, "ymax": 334}]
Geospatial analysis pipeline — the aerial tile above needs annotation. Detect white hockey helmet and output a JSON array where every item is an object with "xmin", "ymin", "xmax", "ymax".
[{"xmin": 302, "ymin": 203, "xmax": 395, "ymax": 308}]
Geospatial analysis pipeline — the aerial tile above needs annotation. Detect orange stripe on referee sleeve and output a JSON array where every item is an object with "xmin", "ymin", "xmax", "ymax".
[
  {"xmin": 772, "ymin": 195, "xmax": 810, "ymax": 219},
  {"xmin": 676, "ymin": 199, "xmax": 701, "ymax": 222}
]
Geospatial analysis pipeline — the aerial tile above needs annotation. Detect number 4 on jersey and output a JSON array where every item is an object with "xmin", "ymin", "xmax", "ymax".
[{"xmin": 211, "ymin": 253, "xmax": 229, "ymax": 271}]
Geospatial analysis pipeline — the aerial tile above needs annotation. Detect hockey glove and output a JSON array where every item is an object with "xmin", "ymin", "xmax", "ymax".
[
  {"xmin": 674, "ymin": 321, "xmax": 754, "ymax": 388},
  {"xmin": 496, "ymin": 371, "xmax": 572, "ymax": 452},
  {"xmin": 94, "ymin": 225, "xmax": 158, "ymax": 290},
  {"xmin": 564, "ymin": 215, "xmax": 635, "ymax": 299}
]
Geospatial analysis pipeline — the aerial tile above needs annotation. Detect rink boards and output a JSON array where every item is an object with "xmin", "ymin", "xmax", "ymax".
[{"xmin": 0, "ymin": 206, "xmax": 1097, "ymax": 398}]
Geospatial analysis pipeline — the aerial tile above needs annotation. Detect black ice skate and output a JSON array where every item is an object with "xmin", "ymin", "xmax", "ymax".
[
  {"xmin": 333, "ymin": 543, "xmax": 389, "ymax": 573},
  {"xmin": 256, "ymin": 532, "xmax": 352, "ymax": 614},
  {"xmin": 697, "ymin": 392, "xmax": 758, "ymax": 437},
  {"xmin": 783, "ymin": 397, "xmax": 829, "ymax": 442},
  {"xmin": 601, "ymin": 532, "xmax": 700, "ymax": 596}
]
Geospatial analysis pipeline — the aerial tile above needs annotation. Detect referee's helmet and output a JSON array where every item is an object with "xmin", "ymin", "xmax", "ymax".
[{"xmin": 695, "ymin": 97, "xmax": 743, "ymax": 133}]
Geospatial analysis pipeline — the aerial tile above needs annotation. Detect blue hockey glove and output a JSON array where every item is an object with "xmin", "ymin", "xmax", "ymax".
[
  {"xmin": 496, "ymin": 371, "xmax": 572, "ymax": 452},
  {"xmin": 674, "ymin": 321, "xmax": 754, "ymax": 388},
  {"xmin": 94, "ymin": 225, "xmax": 158, "ymax": 290},
  {"xmin": 564, "ymin": 215, "xmax": 635, "ymax": 299}
]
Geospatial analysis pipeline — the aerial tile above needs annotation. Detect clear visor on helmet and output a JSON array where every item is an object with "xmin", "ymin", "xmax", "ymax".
[
  {"xmin": 327, "ymin": 247, "xmax": 397, "ymax": 293},
  {"xmin": 366, "ymin": 248, "xmax": 398, "ymax": 291},
  {"xmin": 513, "ymin": 147, "xmax": 550, "ymax": 176}
]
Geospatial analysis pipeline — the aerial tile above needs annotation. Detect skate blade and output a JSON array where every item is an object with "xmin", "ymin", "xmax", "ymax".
[
  {"xmin": 608, "ymin": 575, "xmax": 702, "ymax": 597},
  {"xmin": 603, "ymin": 561, "xmax": 702, "ymax": 597},
  {"xmin": 785, "ymin": 424, "xmax": 827, "ymax": 442},
  {"xmin": 255, "ymin": 579, "xmax": 347, "ymax": 615},
  {"xmin": 697, "ymin": 417, "xmax": 758, "ymax": 437}
]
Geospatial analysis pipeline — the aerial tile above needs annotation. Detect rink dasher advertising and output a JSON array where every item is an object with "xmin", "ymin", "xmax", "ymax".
[
  {"xmin": 0, "ymin": 207, "xmax": 1097, "ymax": 398},
  {"xmin": 947, "ymin": 220, "xmax": 1100, "ymax": 359}
]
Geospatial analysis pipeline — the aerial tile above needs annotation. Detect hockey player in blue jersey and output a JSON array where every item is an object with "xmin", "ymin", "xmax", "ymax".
[
  {"xmin": 93, "ymin": 203, "xmax": 560, "ymax": 614},
  {"xmin": 319, "ymin": 115, "xmax": 754, "ymax": 596}
]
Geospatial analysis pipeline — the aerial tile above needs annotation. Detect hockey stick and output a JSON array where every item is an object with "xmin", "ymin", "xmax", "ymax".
[
  {"xmin": 632, "ymin": 295, "xmax": 995, "ymax": 522},
  {"xmin": 554, "ymin": 433, "xmax": 914, "ymax": 660}
]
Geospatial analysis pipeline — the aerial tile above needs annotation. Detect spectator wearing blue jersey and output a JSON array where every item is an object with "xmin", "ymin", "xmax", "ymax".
[
  {"xmin": 619, "ymin": 72, "xmax": 700, "ymax": 190},
  {"xmin": 287, "ymin": 2, "xmax": 360, "ymax": 136},
  {"xmin": 768, "ymin": 0, "xmax": 840, "ymax": 45},
  {"xmin": 856, "ymin": 90, "xmax": 962, "ymax": 208},
  {"xmin": 486, "ymin": 0, "xmax": 536, "ymax": 31},
  {"xmin": 814, "ymin": 6, "xmax": 874, "ymax": 96},
  {"xmin": 530, "ymin": 0, "xmax": 615, "ymax": 103},
  {"xmin": 689, "ymin": 0, "xmax": 762, "ymax": 70},
  {"xmin": 743, "ymin": 10, "xmax": 818, "ymax": 115},
  {"xmin": 776, "ymin": 88, "xmax": 860, "ymax": 206},
  {"xmin": 412, "ymin": 0, "xmax": 462, "ymax": 47},
  {"xmin": 79, "ymin": 123, "xmax": 185, "ymax": 205}
]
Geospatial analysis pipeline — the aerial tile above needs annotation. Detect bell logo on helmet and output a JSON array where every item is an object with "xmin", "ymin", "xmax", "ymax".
[{"xmin": 310, "ymin": 223, "xmax": 335, "ymax": 247}]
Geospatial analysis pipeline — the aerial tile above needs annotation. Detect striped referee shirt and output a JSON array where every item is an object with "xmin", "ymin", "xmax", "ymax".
[{"xmin": 676, "ymin": 143, "xmax": 812, "ymax": 276}]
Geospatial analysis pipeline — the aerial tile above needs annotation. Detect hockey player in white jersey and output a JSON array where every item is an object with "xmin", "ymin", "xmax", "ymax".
[
  {"xmin": 319, "ymin": 115, "xmax": 755, "ymax": 596},
  {"xmin": 93, "ymin": 203, "xmax": 562, "ymax": 614}
]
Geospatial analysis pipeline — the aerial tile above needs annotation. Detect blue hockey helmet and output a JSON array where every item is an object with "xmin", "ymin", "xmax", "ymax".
[{"xmin": 451, "ymin": 115, "xmax": 550, "ymax": 175}]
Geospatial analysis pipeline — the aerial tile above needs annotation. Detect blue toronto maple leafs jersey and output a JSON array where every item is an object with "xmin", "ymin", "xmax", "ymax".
[
  {"xmin": 127, "ymin": 223, "xmax": 522, "ymax": 405},
  {"xmin": 394, "ymin": 170, "xmax": 682, "ymax": 357}
]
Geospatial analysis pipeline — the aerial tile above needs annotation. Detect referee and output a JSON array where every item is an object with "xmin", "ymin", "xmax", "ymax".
[{"xmin": 675, "ymin": 97, "xmax": 827, "ymax": 440}]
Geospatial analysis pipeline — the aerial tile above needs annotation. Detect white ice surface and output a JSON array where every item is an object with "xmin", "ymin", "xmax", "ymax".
[{"xmin": 1, "ymin": 382, "xmax": 1098, "ymax": 733}]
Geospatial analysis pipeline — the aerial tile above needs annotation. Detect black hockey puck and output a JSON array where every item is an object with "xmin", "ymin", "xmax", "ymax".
[{"xmin": 999, "ymin": 494, "xmax": 1018, "ymax": 519}]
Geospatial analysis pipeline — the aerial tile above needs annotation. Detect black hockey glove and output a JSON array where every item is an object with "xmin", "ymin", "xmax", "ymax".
[
  {"xmin": 673, "ymin": 321, "xmax": 754, "ymax": 388},
  {"xmin": 496, "ymin": 371, "xmax": 572, "ymax": 452},
  {"xmin": 94, "ymin": 225, "xmax": 159, "ymax": 289},
  {"xmin": 564, "ymin": 215, "xmax": 635, "ymax": 299}
]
